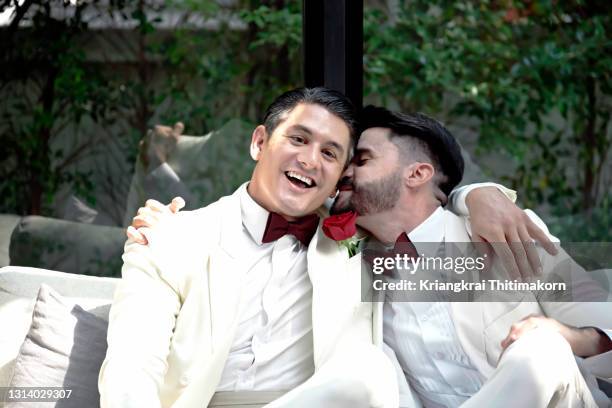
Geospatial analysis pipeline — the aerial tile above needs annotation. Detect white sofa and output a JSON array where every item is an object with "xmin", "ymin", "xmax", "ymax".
[
  {"xmin": 1, "ymin": 266, "xmax": 611, "ymax": 406},
  {"xmin": 0, "ymin": 266, "xmax": 119, "ymax": 388}
]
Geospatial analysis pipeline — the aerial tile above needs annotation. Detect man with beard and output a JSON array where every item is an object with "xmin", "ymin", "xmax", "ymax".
[{"xmin": 331, "ymin": 106, "xmax": 612, "ymax": 407}]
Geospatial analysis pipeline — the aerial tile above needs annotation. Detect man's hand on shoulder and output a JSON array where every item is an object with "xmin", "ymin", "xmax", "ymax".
[
  {"xmin": 126, "ymin": 196, "xmax": 185, "ymax": 245},
  {"xmin": 466, "ymin": 186, "xmax": 558, "ymax": 281}
]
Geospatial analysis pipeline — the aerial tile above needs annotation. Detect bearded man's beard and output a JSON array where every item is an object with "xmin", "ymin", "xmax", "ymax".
[{"xmin": 350, "ymin": 170, "xmax": 402, "ymax": 216}]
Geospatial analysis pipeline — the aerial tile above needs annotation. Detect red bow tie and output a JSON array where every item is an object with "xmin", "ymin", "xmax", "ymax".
[
  {"xmin": 262, "ymin": 212, "xmax": 320, "ymax": 246},
  {"xmin": 363, "ymin": 232, "xmax": 419, "ymax": 266}
]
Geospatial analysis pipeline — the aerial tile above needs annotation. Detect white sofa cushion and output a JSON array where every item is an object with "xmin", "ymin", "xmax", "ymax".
[
  {"xmin": 0, "ymin": 266, "xmax": 119, "ymax": 388},
  {"xmin": 6, "ymin": 284, "xmax": 108, "ymax": 408}
]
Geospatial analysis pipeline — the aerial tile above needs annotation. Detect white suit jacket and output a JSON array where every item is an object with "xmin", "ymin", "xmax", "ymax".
[
  {"xmin": 99, "ymin": 188, "xmax": 398, "ymax": 408},
  {"xmin": 373, "ymin": 208, "xmax": 612, "ymax": 407}
]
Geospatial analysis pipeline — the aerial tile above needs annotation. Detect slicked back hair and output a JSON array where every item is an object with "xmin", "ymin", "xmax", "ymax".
[
  {"xmin": 262, "ymin": 87, "xmax": 359, "ymax": 153},
  {"xmin": 359, "ymin": 105, "xmax": 464, "ymax": 197}
]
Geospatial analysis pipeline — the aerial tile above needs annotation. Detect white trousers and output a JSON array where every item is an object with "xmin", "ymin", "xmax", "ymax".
[
  {"xmin": 208, "ymin": 391, "xmax": 284, "ymax": 407},
  {"xmin": 463, "ymin": 328, "xmax": 608, "ymax": 408},
  {"xmin": 207, "ymin": 380, "xmax": 370, "ymax": 408}
]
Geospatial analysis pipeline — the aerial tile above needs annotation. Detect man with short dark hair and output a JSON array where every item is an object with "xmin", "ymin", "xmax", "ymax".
[
  {"xmin": 333, "ymin": 106, "xmax": 612, "ymax": 408},
  {"xmin": 101, "ymin": 87, "xmax": 401, "ymax": 408}
]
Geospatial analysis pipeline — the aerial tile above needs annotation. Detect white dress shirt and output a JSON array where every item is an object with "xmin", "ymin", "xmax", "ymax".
[
  {"xmin": 216, "ymin": 184, "xmax": 314, "ymax": 391},
  {"xmin": 383, "ymin": 207, "xmax": 485, "ymax": 408}
]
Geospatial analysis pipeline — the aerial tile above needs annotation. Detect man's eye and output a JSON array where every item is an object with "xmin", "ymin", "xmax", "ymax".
[
  {"xmin": 323, "ymin": 150, "xmax": 337, "ymax": 159},
  {"xmin": 289, "ymin": 135, "xmax": 305, "ymax": 144},
  {"xmin": 357, "ymin": 158, "xmax": 369, "ymax": 166}
]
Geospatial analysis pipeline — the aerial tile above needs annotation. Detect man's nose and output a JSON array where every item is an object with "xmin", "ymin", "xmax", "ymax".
[
  {"xmin": 337, "ymin": 164, "xmax": 354, "ymax": 188},
  {"xmin": 342, "ymin": 163, "xmax": 355, "ymax": 179},
  {"xmin": 297, "ymin": 145, "xmax": 320, "ymax": 170}
]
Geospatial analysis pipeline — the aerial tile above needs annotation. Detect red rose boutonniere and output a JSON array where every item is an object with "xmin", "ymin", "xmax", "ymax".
[{"xmin": 322, "ymin": 211, "xmax": 364, "ymax": 257}]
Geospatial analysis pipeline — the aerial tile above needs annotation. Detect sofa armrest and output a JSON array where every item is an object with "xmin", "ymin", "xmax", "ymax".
[
  {"xmin": 0, "ymin": 214, "xmax": 21, "ymax": 267},
  {"xmin": 9, "ymin": 216, "xmax": 125, "ymax": 277}
]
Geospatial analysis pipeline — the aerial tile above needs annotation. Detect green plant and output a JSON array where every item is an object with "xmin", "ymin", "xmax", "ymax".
[
  {"xmin": 364, "ymin": 0, "xmax": 611, "ymax": 240},
  {"xmin": 0, "ymin": 0, "xmax": 122, "ymax": 215}
]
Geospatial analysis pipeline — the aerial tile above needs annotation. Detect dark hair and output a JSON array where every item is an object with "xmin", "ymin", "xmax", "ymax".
[
  {"xmin": 360, "ymin": 105, "xmax": 464, "ymax": 196},
  {"xmin": 262, "ymin": 87, "xmax": 359, "ymax": 142}
]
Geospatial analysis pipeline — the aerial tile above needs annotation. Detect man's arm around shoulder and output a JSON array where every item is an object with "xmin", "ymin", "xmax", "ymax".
[{"xmin": 99, "ymin": 227, "xmax": 185, "ymax": 408}]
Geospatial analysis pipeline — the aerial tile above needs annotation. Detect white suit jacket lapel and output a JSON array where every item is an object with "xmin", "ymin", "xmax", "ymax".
[
  {"xmin": 445, "ymin": 210, "xmax": 494, "ymax": 377},
  {"xmin": 173, "ymin": 192, "xmax": 247, "ymax": 408},
  {"xmin": 208, "ymin": 192, "xmax": 248, "ymax": 351},
  {"xmin": 308, "ymin": 226, "xmax": 370, "ymax": 365},
  {"xmin": 373, "ymin": 301, "xmax": 384, "ymax": 347}
]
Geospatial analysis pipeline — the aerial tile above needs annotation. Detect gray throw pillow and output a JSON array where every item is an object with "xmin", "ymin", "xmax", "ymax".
[{"xmin": 6, "ymin": 284, "xmax": 108, "ymax": 408}]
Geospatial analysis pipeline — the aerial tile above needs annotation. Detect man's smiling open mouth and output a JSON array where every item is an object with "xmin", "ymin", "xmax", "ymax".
[{"xmin": 285, "ymin": 171, "xmax": 316, "ymax": 189}]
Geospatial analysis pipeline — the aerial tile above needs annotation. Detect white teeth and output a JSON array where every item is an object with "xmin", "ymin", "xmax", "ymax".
[{"xmin": 287, "ymin": 171, "xmax": 313, "ymax": 186}]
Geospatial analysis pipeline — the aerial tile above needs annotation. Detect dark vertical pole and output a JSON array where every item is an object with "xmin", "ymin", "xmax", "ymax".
[
  {"xmin": 346, "ymin": 0, "xmax": 363, "ymax": 110},
  {"xmin": 303, "ymin": 0, "xmax": 363, "ymax": 110},
  {"xmin": 303, "ymin": 0, "xmax": 324, "ymax": 89}
]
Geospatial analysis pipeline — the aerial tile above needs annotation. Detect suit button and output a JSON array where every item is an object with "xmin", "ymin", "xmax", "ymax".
[{"xmin": 179, "ymin": 374, "xmax": 191, "ymax": 386}]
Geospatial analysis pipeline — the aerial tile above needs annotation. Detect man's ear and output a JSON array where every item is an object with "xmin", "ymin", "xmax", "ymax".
[
  {"xmin": 404, "ymin": 162, "xmax": 435, "ymax": 188},
  {"xmin": 250, "ymin": 125, "xmax": 267, "ymax": 161}
]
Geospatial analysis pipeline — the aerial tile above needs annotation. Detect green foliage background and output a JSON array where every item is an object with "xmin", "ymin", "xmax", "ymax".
[
  {"xmin": 363, "ymin": 0, "xmax": 611, "ymax": 241},
  {"xmin": 1, "ymin": 0, "xmax": 610, "ymax": 241}
]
